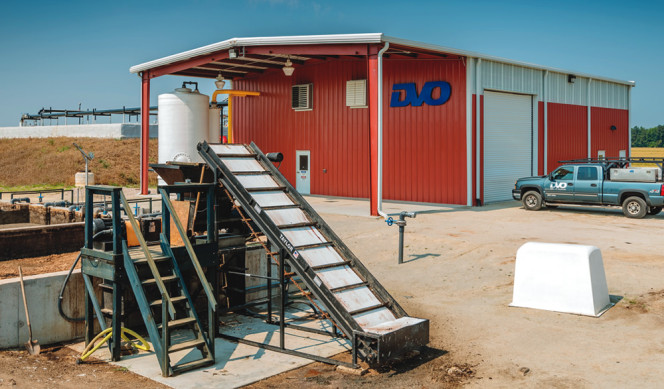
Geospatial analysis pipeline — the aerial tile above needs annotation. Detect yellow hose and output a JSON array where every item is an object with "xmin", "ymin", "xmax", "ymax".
[{"xmin": 79, "ymin": 327, "xmax": 150, "ymax": 362}]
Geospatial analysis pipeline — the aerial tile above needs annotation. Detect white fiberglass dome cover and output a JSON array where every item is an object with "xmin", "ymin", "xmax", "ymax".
[{"xmin": 510, "ymin": 242, "xmax": 612, "ymax": 317}]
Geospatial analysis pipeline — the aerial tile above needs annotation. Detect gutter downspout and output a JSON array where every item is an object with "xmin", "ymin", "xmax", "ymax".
[
  {"xmin": 376, "ymin": 42, "xmax": 390, "ymax": 218},
  {"xmin": 587, "ymin": 78, "xmax": 592, "ymax": 158},
  {"xmin": 475, "ymin": 59, "xmax": 482, "ymax": 204},
  {"xmin": 543, "ymin": 70, "xmax": 548, "ymax": 173}
]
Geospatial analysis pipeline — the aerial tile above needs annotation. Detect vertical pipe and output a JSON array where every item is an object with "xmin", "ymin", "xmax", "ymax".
[
  {"xmin": 376, "ymin": 42, "xmax": 389, "ymax": 218},
  {"xmin": 279, "ymin": 249, "xmax": 285, "ymax": 349},
  {"xmin": 543, "ymin": 71, "xmax": 549, "ymax": 173},
  {"xmin": 141, "ymin": 72, "xmax": 150, "ymax": 195},
  {"xmin": 475, "ymin": 59, "xmax": 482, "ymax": 202},
  {"xmin": 587, "ymin": 78, "xmax": 593, "ymax": 158},
  {"xmin": 398, "ymin": 222, "xmax": 404, "ymax": 264},
  {"xmin": 227, "ymin": 97, "xmax": 233, "ymax": 143},
  {"xmin": 267, "ymin": 248, "xmax": 272, "ymax": 324},
  {"xmin": 466, "ymin": 57, "xmax": 474, "ymax": 206},
  {"xmin": 628, "ymin": 85, "xmax": 632, "ymax": 158}
]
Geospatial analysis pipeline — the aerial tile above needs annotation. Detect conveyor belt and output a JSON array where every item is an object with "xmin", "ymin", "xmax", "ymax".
[{"xmin": 198, "ymin": 141, "xmax": 428, "ymax": 365}]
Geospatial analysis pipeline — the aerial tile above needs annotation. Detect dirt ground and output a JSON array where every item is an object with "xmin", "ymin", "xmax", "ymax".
[
  {"xmin": 0, "ymin": 346, "xmax": 168, "ymax": 388},
  {"xmin": 249, "ymin": 199, "xmax": 664, "ymax": 388},
  {"xmin": 0, "ymin": 252, "xmax": 79, "ymax": 279},
  {"xmin": 2, "ymin": 199, "xmax": 664, "ymax": 387}
]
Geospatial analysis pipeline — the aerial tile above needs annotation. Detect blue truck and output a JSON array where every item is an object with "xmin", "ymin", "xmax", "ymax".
[{"xmin": 512, "ymin": 159, "xmax": 664, "ymax": 218}]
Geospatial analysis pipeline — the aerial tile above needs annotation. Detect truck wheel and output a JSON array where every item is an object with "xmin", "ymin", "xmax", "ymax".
[
  {"xmin": 649, "ymin": 206, "xmax": 662, "ymax": 215},
  {"xmin": 522, "ymin": 191, "xmax": 543, "ymax": 211},
  {"xmin": 622, "ymin": 196, "xmax": 647, "ymax": 219}
]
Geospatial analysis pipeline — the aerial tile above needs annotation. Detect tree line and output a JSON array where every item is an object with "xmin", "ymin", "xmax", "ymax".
[{"xmin": 631, "ymin": 125, "xmax": 664, "ymax": 147}]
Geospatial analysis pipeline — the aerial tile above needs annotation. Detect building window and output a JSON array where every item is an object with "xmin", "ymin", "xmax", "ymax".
[
  {"xmin": 346, "ymin": 79, "xmax": 367, "ymax": 108},
  {"xmin": 292, "ymin": 83, "xmax": 313, "ymax": 111}
]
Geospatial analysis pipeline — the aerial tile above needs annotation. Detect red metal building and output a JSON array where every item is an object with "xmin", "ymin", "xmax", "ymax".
[{"xmin": 130, "ymin": 34, "xmax": 634, "ymax": 215}]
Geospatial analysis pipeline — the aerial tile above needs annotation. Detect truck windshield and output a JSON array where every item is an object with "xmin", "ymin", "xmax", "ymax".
[{"xmin": 552, "ymin": 167, "xmax": 574, "ymax": 180}]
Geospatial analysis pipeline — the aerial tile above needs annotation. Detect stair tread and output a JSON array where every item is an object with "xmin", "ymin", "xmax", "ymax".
[
  {"xmin": 133, "ymin": 255, "xmax": 171, "ymax": 264},
  {"xmin": 158, "ymin": 316, "xmax": 196, "ymax": 329},
  {"xmin": 150, "ymin": 295, "xmax": 187, "ymax": 307},
  {"xmin": 142, "ymin": 274, "xmax": 178, "ymax": 285},
  {"xmin": 168, "ymin": 338, "xmax": 206, "ymax": 353},
  {"xmin": 172, "ymin": 355, "xmax": 215, "ymax": 374}
]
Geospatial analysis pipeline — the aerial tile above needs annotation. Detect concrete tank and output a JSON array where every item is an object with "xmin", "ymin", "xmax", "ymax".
[{"xmin": 158, "ymin": 88, "xmax": 209, "ymax": 171}]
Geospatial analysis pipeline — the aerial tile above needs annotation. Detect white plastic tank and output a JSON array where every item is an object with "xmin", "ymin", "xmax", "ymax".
[
  {"xmin": 209, "ymin": 107, "xmax": 222, "ymax": 143},
  {"xmin": 158, "ymin": 87, "xmax": 210, "ymax": 177}
]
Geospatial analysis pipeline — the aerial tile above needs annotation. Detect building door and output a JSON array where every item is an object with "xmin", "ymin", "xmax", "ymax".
[
  {"xmin": 483, "ymin": 91, "xmax": 533, "ymax": 203},
  {"xmin": 296, "ymin": 150, "xmax": 311, "ymax": 194}
]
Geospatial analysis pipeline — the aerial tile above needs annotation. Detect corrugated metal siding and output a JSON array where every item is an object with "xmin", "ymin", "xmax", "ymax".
[
  {"xmin": 481, "ymin": 61, "xmax": 542, "ymax": 96},
  {"xmin": 547, "ymin": 103, "xmax": 587, "ymax": 170},
  {"xmin": 234, "ymin": 59, "xmax": 370, "ymax": 198},
  {"xmin": 591, "ymin": 107, "xmax": 629, "ymax": 158},
  {"xmin": 382, "ymin": 59, "xmax": 467, "ymax": 204},
  {"xmin": 590, "ymin": 80, "xmax": 629, "ymax": 110},
  {"xmin": 547, "ymin": 72, "xmax": 588, "ymax": 106}
]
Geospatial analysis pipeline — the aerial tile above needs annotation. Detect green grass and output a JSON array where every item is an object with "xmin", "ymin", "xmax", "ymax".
[{"xmin": 0, "ymin": 184, "xmax": 75, "ymax": 192}]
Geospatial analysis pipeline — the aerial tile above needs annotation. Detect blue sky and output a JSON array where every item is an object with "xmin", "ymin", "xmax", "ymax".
[{"xmin": 0, "ymin": 0, "xmax": 661, "ymax": 128}]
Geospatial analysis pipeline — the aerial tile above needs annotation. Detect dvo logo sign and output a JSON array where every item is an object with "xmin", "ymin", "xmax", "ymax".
[
  {"xmin": 390, "ymin": 81, "xmax": 452, "ymax": 107},
  {"xmin": 549, "ymin": 182, "xmax": 568, "ymax": 190}
]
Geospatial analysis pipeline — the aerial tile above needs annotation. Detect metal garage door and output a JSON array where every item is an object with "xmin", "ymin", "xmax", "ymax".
[{"xmin": 483, "ymin": 91, "xmax": 533, "ymax": 203}]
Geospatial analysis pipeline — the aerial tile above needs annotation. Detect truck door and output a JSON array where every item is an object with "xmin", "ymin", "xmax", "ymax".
[
  {"xmin": 573, "ymin": 166, "xmax": 601, "ymax": 203},
  {"xmin": 544, "ymin": 166, "xmax": 575, "ymax": 202}
]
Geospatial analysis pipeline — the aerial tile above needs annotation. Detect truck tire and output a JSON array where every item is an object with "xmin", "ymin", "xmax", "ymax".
[
  {"xmin": 622, "ymin": 196, "xmax": 647, "ymax": 219},
  {"xmin": 649, "ymin": 206, "xmax": 662, "ymax": 215},
  {"xmin": 522, "ymin": 191, "xmax": 543, "ymax": 211}
]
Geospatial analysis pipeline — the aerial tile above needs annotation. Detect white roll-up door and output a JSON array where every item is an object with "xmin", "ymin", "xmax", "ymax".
[{"xmin": 483, "ymin": 91, "xmax": 533, "ymax": 203}]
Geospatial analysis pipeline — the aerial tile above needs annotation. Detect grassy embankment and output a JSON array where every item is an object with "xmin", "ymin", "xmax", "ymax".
[{"xmin": 0, "ymin": 138, "xmax": 158, "ymax": 191}]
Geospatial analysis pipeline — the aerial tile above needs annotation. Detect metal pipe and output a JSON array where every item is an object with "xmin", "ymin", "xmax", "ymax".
[
  {"xmin": 475, "ymin": 58, "xmax": 482, "ymax": 203},
  {"xmin": 376, "ymin": 41, "xmax": 390, "ymax": 218},
  {"xmin": 543, "ymin": 70, "xmax": 549, "ymax": 173},
  {"xmin": 44, "ymin": 201, "xmax": 70, "ymax": 208},
  {"xmin": 587, "ymin": 78, "xmax": 593, "ymax": 158},
  {"xmin": 10, "ymin": 197, "xmax": 30, "ymax": 204}
]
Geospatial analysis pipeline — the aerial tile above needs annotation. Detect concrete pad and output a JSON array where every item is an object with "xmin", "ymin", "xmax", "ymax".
[
  {"xmin": 304, "ymin": 195, "xmax": 461, "ymax": 218},
  {"xmin": 70, "ymin": 312, "xmax": 350, "ymax": 388}
]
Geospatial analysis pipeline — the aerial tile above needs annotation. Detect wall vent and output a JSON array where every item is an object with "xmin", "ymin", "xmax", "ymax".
[
  {"xmin": 292, "ymin": 83, "xmax": 313, "ymax": 110},
  {"xmin": 346, "ymin": 79, "xmax": 367, "ymax": 108}
]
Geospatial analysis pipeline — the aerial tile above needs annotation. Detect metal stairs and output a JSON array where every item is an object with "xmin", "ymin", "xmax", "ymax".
[
  {"xmin": 198, "ymin": 141, "xmax": 428, "ymax": 366},
  {"xmin": 121, "ymin": 193, "xmax": 215, "ymax": 376}
]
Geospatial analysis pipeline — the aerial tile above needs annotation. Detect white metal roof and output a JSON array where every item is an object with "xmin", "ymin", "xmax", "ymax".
[{"xmin": 129, "ymin": 33, "xmax": 635, "ymax": 87}]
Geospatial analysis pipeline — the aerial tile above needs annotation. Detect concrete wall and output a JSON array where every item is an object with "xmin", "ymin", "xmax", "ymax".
[
  {"xmin": 0, "ymin": 123, "xmax": 158, "ymax": 139},
  {"xmin": 0, "ymin": 270, "xmax": 84, "ymax": 349},
  {"xmin": 0, "ymin": 222, "xmax": 84, "ymax": 260},
  {"xmin": 0, "ymin": 203, "xmax": 29, "ymax": 224}
]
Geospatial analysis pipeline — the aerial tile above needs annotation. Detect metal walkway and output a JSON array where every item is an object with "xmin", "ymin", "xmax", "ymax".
[{"xmin": 198, "ymin": 141, "xmax": 428, "ymax": 365}]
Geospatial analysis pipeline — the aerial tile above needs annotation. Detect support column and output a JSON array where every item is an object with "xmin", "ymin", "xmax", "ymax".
[
  {"xmin": 141, "ymin": 72, "xmax": 151, "ymax": 195},
  {"xmin": 368, "ymin": 49, "xmax": 379, "ymax": 216}
]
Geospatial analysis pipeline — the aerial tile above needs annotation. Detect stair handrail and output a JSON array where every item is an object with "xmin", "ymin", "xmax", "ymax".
[
  {"xmin": 159, "ymin": 188, "xmax": 217, "ymax": 312},
  {"xmin": 119, "ymin": 192, "xmax": 176, "ymax": 319}
]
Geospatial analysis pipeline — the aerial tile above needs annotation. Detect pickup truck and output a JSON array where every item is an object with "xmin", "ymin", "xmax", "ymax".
[{"xmin": 512, "ymin": 161, "xmax": 664, "ymax": 218}]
